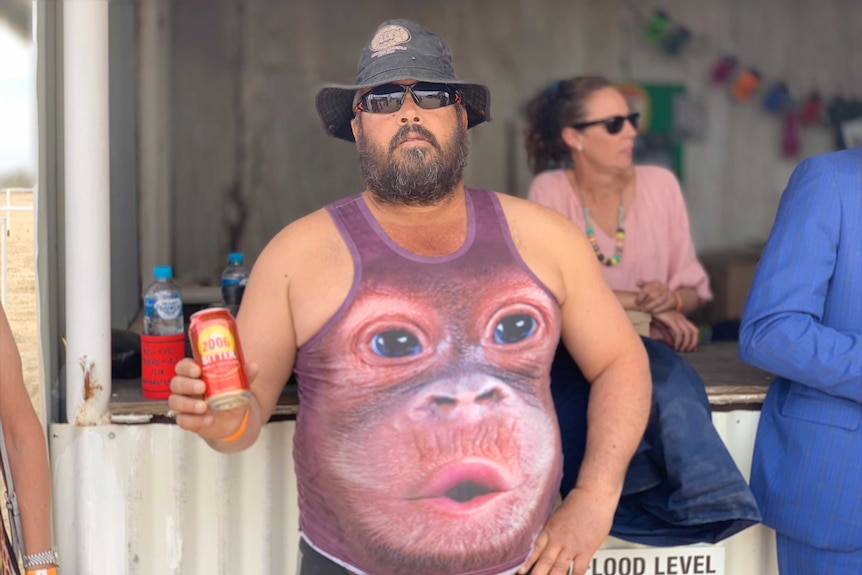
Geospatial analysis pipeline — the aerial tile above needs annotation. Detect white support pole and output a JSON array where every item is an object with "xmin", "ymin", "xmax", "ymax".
[{"xmin": 64, "ymin": 0, "xmax": 112, "ymax": 425}]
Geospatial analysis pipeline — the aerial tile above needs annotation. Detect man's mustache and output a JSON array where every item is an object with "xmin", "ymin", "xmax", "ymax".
[{"xmin": 389, "ymin": 125, "xmax": 441, "ymax": 152}]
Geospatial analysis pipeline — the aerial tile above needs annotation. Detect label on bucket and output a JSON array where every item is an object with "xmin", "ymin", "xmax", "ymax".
[{"xmin": 141, "ymin": 333, "xmax": 186, "ymax": 399}]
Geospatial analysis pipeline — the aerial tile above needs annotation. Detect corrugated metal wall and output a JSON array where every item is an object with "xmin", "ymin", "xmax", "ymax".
[
  {"xmin": 50, "ymin": 412, "xmax": 777, "ymax": 575},
  {"xmin": 50, "ymin": 421, "xmax": 299, "ymax": 575}
]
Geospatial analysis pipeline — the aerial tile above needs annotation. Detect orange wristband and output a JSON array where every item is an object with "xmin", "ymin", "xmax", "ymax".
[
  {"xmin": 673, "ymin": 290, "xmax": 683, "ymax": 312},
  {"xmin": 26, "ymin": 568, "xmax": 58, "ymax": 575},
  {"xmin": 219, "ymin": 407, "xmax": 250, "ymax": 442}
]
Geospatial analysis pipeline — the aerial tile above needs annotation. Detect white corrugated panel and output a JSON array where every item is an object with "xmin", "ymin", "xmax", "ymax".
[
  {"xmin": 596, "ymin": 410, "xmax": 778, "ymax": 575},
  {"xmin": 709, "ymin": 410, "xmax": 779, "ymax": 575},
  {"xmin": 50, "ymin": 421, "xmax": 299, "ymax": 575},
  {"xmin": 50, "ymin": 411, "xmax": 777, "ymax": 575}
]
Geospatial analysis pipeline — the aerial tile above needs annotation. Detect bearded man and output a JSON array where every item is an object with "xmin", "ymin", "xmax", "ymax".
[{"xmin": 170, "ymin": 19, "xmax": 650, "ymax": 575}]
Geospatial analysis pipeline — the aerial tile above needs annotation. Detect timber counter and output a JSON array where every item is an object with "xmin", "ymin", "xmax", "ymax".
[
  {"xmin": 107, "ymin": 341, "xmax": 774, "ymax": 420},
  {"xmin": 686, "ymin": 341, "xmax": 773, "ymax": 408}
]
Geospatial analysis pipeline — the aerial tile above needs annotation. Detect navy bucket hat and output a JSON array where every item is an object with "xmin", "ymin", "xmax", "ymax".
[{"xmin": 315, "ymin": 19, "xmax": 492, "ymax": 142}]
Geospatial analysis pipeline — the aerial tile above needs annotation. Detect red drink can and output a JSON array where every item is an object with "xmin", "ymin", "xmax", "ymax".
[{"xmin": 188, "ymin": 307, "xmax": 251, "ymax": 411}]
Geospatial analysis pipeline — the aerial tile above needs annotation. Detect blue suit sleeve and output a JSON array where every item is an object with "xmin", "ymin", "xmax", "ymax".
[{"xmin": 739, "ymin": 155, "xmax": 862, "ymax": 403}]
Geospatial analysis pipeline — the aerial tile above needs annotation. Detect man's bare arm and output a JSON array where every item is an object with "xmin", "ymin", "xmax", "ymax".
[
  {"xmin": 508, "ymin": 199, "xmax": 650, "ymax": 575},
  {"xmin": 170, "ymin": 223, "xmax": 300, "ymax": 452}
]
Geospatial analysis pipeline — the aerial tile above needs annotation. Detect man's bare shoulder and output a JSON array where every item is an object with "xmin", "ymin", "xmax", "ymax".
[
  {"xmin": 494, "ymin": 191, "xmax": 582, "ymax": 242},
  {"xmin": 250, "ymin": 204, "xmax": 353, "ymax": 345},
  {"xmin": 491, "ymin": 192, "xmax": 594, "ymax": 304},
  {"xmin": 259, "ymin": 206, "xmax": 345, "ymax": 266}
]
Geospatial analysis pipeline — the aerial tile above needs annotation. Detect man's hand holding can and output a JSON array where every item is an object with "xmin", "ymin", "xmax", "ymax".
[{"xmin": 169, "ymin": 357, "xmax": 259, "ymax": 444}]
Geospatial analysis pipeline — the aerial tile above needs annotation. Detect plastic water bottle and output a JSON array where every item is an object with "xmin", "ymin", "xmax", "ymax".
[
  {"xmin": 141, "ymin": 265, "xmax": 185, "ymax": 399},
  {"xmin": 221, "ymin": 252, "xmax": 249, "ymax": 315},
  {"xmin": 144, "ymin": 266, "xmax": 184, "ymax": 335}
]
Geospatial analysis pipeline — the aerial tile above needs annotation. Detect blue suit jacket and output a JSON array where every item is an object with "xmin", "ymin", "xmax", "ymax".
[{"xmin": 740, "ymin": 147, "xmax": 862, "ymax": 551}]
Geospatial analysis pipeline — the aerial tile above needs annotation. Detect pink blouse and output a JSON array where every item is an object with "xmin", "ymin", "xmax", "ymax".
[{"xmin": 528, "ymin": 165, "xmax": 713, "ymax": 302}]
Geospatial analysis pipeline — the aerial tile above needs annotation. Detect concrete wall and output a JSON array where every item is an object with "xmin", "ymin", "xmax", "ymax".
[
  {"xmin": 163, "ymin": 0, "xmax": 862, "ymax": 286},
  {"xmin": 110, "ymin": 0, "xmax": 140, "ymax": 328}
]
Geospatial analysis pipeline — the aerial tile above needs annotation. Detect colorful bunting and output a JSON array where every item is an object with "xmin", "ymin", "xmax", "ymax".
[
  {"xmin": 710, "ymin": 56, "xmax": 737, "ymax": 85},
  {"xmin": 800, "ymin": 92, "xmax": 823, "ymax": 125},
  {"xmin": 662, "ymin": 26, "xmax": 691, "ymax": 55},
  {"xmin": 730, "ymin": 69, "xmax": 761, "ymax": 103},
  {"xmin": 782, "ymin": 107, "xmax": 802, "ymax": 157},
  {"xmin": 633, "ymin": 4, "xmax": 861, "ymax": 150},
  {"xmin": 644, "ymin": 10, "xmax": 671, "ymax": 44},
  {"xmin": 763, "ymin": 83, "xmax": 791, "ymax": 114}
]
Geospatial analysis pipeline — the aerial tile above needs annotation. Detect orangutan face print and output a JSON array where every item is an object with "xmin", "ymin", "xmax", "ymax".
[{"xmin": 299, "ymin": 260, "xmax": 562, "ymax": 575}]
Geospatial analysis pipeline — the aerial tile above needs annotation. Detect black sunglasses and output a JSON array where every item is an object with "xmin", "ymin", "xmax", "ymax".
[
  {"xmin": 354, "ymin": 82, "xmax": 460, "ymax": 115},
  {"xmin": 573, "ymin": 112, "xmax": 640, "ymax": 134}
]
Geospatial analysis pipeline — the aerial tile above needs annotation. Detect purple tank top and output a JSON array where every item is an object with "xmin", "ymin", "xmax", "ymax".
[{"xmin": 294, "ymin": 188, "xmax": 563, "ymax": 575}]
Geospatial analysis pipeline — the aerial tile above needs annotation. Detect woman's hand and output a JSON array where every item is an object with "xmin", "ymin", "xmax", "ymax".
[
  {"xmin": 635, "ymin": 280, "xmax": 679, "ymax": 314},
  {"xmin": 651, "ymin": 310, "xmax": 699, "ymax": 352}
]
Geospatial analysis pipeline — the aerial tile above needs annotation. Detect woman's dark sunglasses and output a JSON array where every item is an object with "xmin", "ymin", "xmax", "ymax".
[
  {"xmin": 573, "ymin": 112, "xmax": 641, "ymax": 134},
  {"xmin": 354, "ymin": 82, "xmax": 460, "ymax": 115}
]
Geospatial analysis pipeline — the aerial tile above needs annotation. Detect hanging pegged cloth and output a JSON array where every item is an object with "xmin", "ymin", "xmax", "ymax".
[{"xmin": 552, "ymin": 336, "xmax": 762, "ymax": 545}]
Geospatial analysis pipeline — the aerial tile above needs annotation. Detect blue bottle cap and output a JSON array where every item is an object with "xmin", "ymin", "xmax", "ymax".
[
  {"xmin": 154, "ymin": 265, "xmax": 173, "ymax": 279},
  {"xmin": 228, "ymin": 252, "xmax": 244, "ymax": 264}
]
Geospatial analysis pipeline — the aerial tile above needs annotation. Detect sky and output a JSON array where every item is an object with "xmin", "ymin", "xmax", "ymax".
[{"xmin": 0, "ymin": 21, "xmax": 35, "ymax": 176}]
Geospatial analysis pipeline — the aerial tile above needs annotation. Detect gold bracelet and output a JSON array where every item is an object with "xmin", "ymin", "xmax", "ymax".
[
  {"xmin": 673, "ymin": 290, "xmax": 683, "ymax": 312},
  {"xmin": 219, "ymin": 407, "xmax": 250, "ymax": 442}
]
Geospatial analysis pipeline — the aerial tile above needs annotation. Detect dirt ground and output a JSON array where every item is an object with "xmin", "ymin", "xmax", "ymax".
[{"xmin": 1, "ymin": 190, "xmax": 40, "ymax": 412}]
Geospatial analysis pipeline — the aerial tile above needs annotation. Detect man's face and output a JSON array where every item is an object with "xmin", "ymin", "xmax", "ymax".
[{"xmin": 351, "ymin": 80, "xmax": 470, "ymax": 206}]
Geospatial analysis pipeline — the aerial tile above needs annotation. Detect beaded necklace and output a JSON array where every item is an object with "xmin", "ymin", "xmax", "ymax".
[{"xmin": 570, "ymin": 169, "xmax": 625, "ymax": 267}]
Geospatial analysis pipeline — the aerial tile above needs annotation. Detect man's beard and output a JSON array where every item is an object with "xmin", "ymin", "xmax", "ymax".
[{"xmin": 356, "ymin": 117, "xmax": 469, "ymax": 206}]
